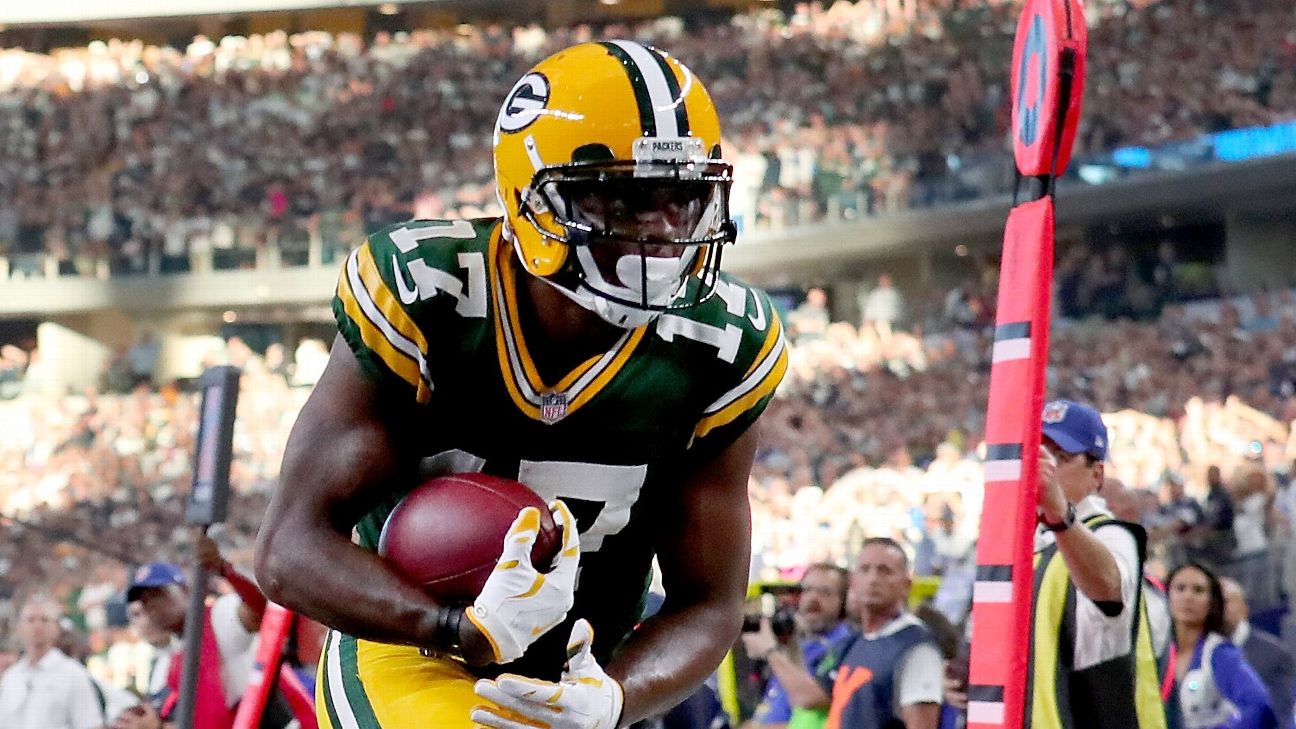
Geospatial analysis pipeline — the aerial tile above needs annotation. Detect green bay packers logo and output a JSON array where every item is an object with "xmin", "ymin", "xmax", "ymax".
[{"xmin": 498, "ymin": 72, "xmax": 550, "ymax": 133}]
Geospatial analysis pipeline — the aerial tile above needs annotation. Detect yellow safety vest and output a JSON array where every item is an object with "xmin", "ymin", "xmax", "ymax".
[{"xmin": 1027, "ymin": 514, "xmax": 1166, "ymax": 729}]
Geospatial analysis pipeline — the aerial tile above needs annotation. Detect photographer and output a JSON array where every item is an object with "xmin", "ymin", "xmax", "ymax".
[{"xmin": 741, "ymin": 564, "xmax": 851, "ymax": 729}]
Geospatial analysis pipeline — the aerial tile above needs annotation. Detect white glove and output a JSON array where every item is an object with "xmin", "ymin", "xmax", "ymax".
[
  {"xmin": 465, "ymin": 500, "xmax": 580, "ymax": 664},
  {"xmin": 472, "ymin": 619, "xmax": 624, "ymax": 729}
]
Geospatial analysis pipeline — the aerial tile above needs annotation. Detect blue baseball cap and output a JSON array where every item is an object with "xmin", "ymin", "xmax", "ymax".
[
  {"xmin": 1041, "ymin": 399, "xmax": 1107, "ymax": 461},
  {"xmin": 126, "ymin": 562, "xmax": 187, "ymax": 601}
]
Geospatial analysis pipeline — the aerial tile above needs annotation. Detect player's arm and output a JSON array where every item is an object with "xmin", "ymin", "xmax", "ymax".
[
  {"xmin": 605, "ymin": 421, "xmax": 760, "ymax": 725},
  {"xmin": 254, "ymin": 337, "xmax": 463, "ymax": 651}
]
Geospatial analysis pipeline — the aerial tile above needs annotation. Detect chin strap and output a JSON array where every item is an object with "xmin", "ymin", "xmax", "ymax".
[{"xmin": 537, "ymin": 273, "xmax": 661, "ymax": 329}]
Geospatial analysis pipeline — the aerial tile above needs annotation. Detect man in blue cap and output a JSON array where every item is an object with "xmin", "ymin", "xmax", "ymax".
[
  {"xmin": 1027, "ymin": 399, "xmax": 1165, "ymax": 729},
  {"xmin": 114, "ymin": 543, "xmax": 266, "ymax": 729}
]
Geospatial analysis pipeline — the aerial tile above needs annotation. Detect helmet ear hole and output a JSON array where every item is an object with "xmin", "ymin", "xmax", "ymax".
[{"xmin": 571, "ymin": 143, "xmax": 615, "ymax": 164}]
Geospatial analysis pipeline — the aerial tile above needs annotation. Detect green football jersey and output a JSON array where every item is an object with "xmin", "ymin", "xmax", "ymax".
[{"xmin": 332, "ymin": 218, "xmax": 787, "ymax": 678}]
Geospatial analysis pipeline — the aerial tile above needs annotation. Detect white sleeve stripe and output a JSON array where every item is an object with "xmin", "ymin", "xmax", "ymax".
[
  {"xmin": 347, "ymin": 250, "xmax": 433, "ymax": 389},
  {"xmin": 702, "ymin": 331, "xmax": 786, "ymax": 415}
]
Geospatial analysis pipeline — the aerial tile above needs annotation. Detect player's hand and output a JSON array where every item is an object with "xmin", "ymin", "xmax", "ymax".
[
  {"xmin": 463, "ymin": 500, "xmax": 580, "ymax": 665},
  {"xmin": 1035, "ymin": 445, "xmax": 1067, "ymax": 524},
  {"xmin": 472, "ymin": 619, "xmax": 623, "ymax": 729}
]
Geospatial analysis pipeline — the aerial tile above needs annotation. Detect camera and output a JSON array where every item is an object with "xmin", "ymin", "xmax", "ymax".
[
  {"xmin": 746, "ymin": 586, "xmax": 793, "ymax": 638},
  {"xmin": 742, "ymin": 608, "xmax": 798, "ymax": 640}
]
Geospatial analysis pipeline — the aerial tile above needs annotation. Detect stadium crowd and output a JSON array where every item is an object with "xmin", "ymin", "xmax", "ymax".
[
  {"xmin": 2, "ymin": 277, "xmax": 1296, "ymax": 720},
  {"xmin": 3, "ymin": 0, "xmax": 1296, "ymax": 724},
  {"xmin": 2, "ymin": 0, "xmax": 1296, "ymax": 275}
]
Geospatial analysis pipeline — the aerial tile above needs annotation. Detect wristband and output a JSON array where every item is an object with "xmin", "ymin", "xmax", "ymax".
[
  {"xmin": 1043, "ymin": 502, "xmax": 1076, "ymax": 532},
  {"xmin": 421, "ymin": 606, "xmax": 464, "ymax": 658}
]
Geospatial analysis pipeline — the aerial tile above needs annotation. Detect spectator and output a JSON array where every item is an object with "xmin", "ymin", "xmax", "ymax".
[
  {"xmin": 125, "ymin": 600, "xmax": 175, "ymax": 705},
  {"xmin": 0, "ymin": 594, "xmax": 106, "ymax": 729},
  {"xmin": 1165, "ymin": 563, "xmax": 1274, "ymax": 729},
  {"xmin": 124, "ymin": 334, "xmax": 160, "ymax": 389},
  {"xmin": 115, "ymin": 559, "xmax": 258, "ymax": 729},
  {"xmin": 787, "ymin": 288, "xmax": 831, "ymax": 344},
  {"xmin": 1106, "ymin": 476, "xmax": 1173, "ymax": 668},
  {"xmin": 1153, "ymin": 471, "xmax": 1205, "ymax": 569},
  {"xmin": 1196, "ymin": 466, "xmax": 1238, "ymax": 569},
  {"xmin": 741, "ymin": 563, "xmax": 852, "ymax": 729},
  {"xmin": 0, "ymin": 0, "xmax": 1279, "ymax": 278},
  {"xmin": 1029, "ymin": 400, "xmax": 1163, "ymax": 728},
  {"xmin": 815, "ymin": 538, "xmax": 941, "ymax": 729},
  {"xmin": 57, "ymin": 623, "xmax": 139, "ymax": 724},
  {"xmin": 1229, "ymin": 457, "xmax": 1281, "ymax": 618},
  {"xmin": 1220, "ymin": 577, "xmax": 1295, "ymax": 729},
  {"xmin": 861, "ymin": 274, "xmax": 903, "ymax": 341}
]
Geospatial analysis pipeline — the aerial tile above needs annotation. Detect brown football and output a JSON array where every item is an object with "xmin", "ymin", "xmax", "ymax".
[{"xmin": 378, "ymin": 472, "xmax": 561, "ymax": 604}]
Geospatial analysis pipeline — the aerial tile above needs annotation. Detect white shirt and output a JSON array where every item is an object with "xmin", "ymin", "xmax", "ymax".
[
  {"xmin": 210, "ymin": 593, "xmax": 258, "ymax": 707},
  {"xmin": 0, "ymin": 649, "xmax": 106, "ymax": 729},
  {"xmin": 1234, "ymin": 493, "xmax": 1269, "ymax": 556},
  {"xmin": 148, "ymin": 638, "xmax": 181, "ymax": 696},
  {"xmin": 94, "ymin": 676, "xmax": 141, "ymax": 724},
  {"xmin": 863, "ymin": 613, "xmax": 945, "ymax": 708},
  {"xmin": 1034, "ymin": 495, "xmax": 1142, "ymax": 671}
]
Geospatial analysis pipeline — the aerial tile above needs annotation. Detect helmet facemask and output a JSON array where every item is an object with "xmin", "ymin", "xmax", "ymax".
[{"xmin": 519, "ymin": 154, "xmax": 736, "ymax": 328}]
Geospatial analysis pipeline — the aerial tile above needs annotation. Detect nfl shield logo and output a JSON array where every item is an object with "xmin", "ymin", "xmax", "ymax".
[
  {"xmin": 1042, "ymin": 401, "xmax": 1069, "ymax": 424},
  {"xmin": 540, "ymin": 392, "xmax": 568, "ymax": 425}
]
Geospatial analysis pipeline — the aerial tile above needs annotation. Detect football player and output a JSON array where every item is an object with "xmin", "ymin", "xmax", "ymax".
[{"xmin": 255, "ymin": 40, "xmax": 788, "ymax": 729}]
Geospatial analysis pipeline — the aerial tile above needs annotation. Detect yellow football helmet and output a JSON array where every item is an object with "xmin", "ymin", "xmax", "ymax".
[{"xmin": 493, "ymin": 40, "xmax": 735, "ymax": 328}]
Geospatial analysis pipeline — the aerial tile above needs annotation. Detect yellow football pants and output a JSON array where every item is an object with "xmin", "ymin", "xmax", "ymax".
[{"xmin": 316, "ymin": 630, "xmax": 493, "ymax": 729}]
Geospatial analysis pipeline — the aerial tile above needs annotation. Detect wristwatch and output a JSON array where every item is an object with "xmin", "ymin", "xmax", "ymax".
[{"xmin": 1042, "ymin": 502, "xmax": 1076, "ymax": 532}]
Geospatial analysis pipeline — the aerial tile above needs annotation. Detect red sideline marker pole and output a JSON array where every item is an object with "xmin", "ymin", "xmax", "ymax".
[
  {"xmin": 232, "ymin": 604, "xmax": 317, "ymax": 729},
  {"xmin": 966, "ymin": 1, "xmax": 1087, "ymax": 728}
]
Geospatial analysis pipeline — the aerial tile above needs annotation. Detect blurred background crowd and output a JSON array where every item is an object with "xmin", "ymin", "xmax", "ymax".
[
  {"xmin": 4, "ymin": 278, "xmax": 1296, "ymax": 697},
  {"xmin": 1, "ymin": 0, "xmax": 1295, "ymax": 276},
  {"xmin": 2, "ymin": 0, "xmax": 1296, "ymax": 725}
]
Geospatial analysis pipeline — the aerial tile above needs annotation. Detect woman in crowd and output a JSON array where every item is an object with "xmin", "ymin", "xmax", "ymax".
[{"xmin": 1166, "ymin": 562, "xmax": 1275, "ymax": 729}]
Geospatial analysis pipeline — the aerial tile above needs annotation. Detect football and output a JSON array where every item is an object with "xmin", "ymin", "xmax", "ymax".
[{"xmin": 378, "ymin": 472, "xmax": 562, "ymax": 604}]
